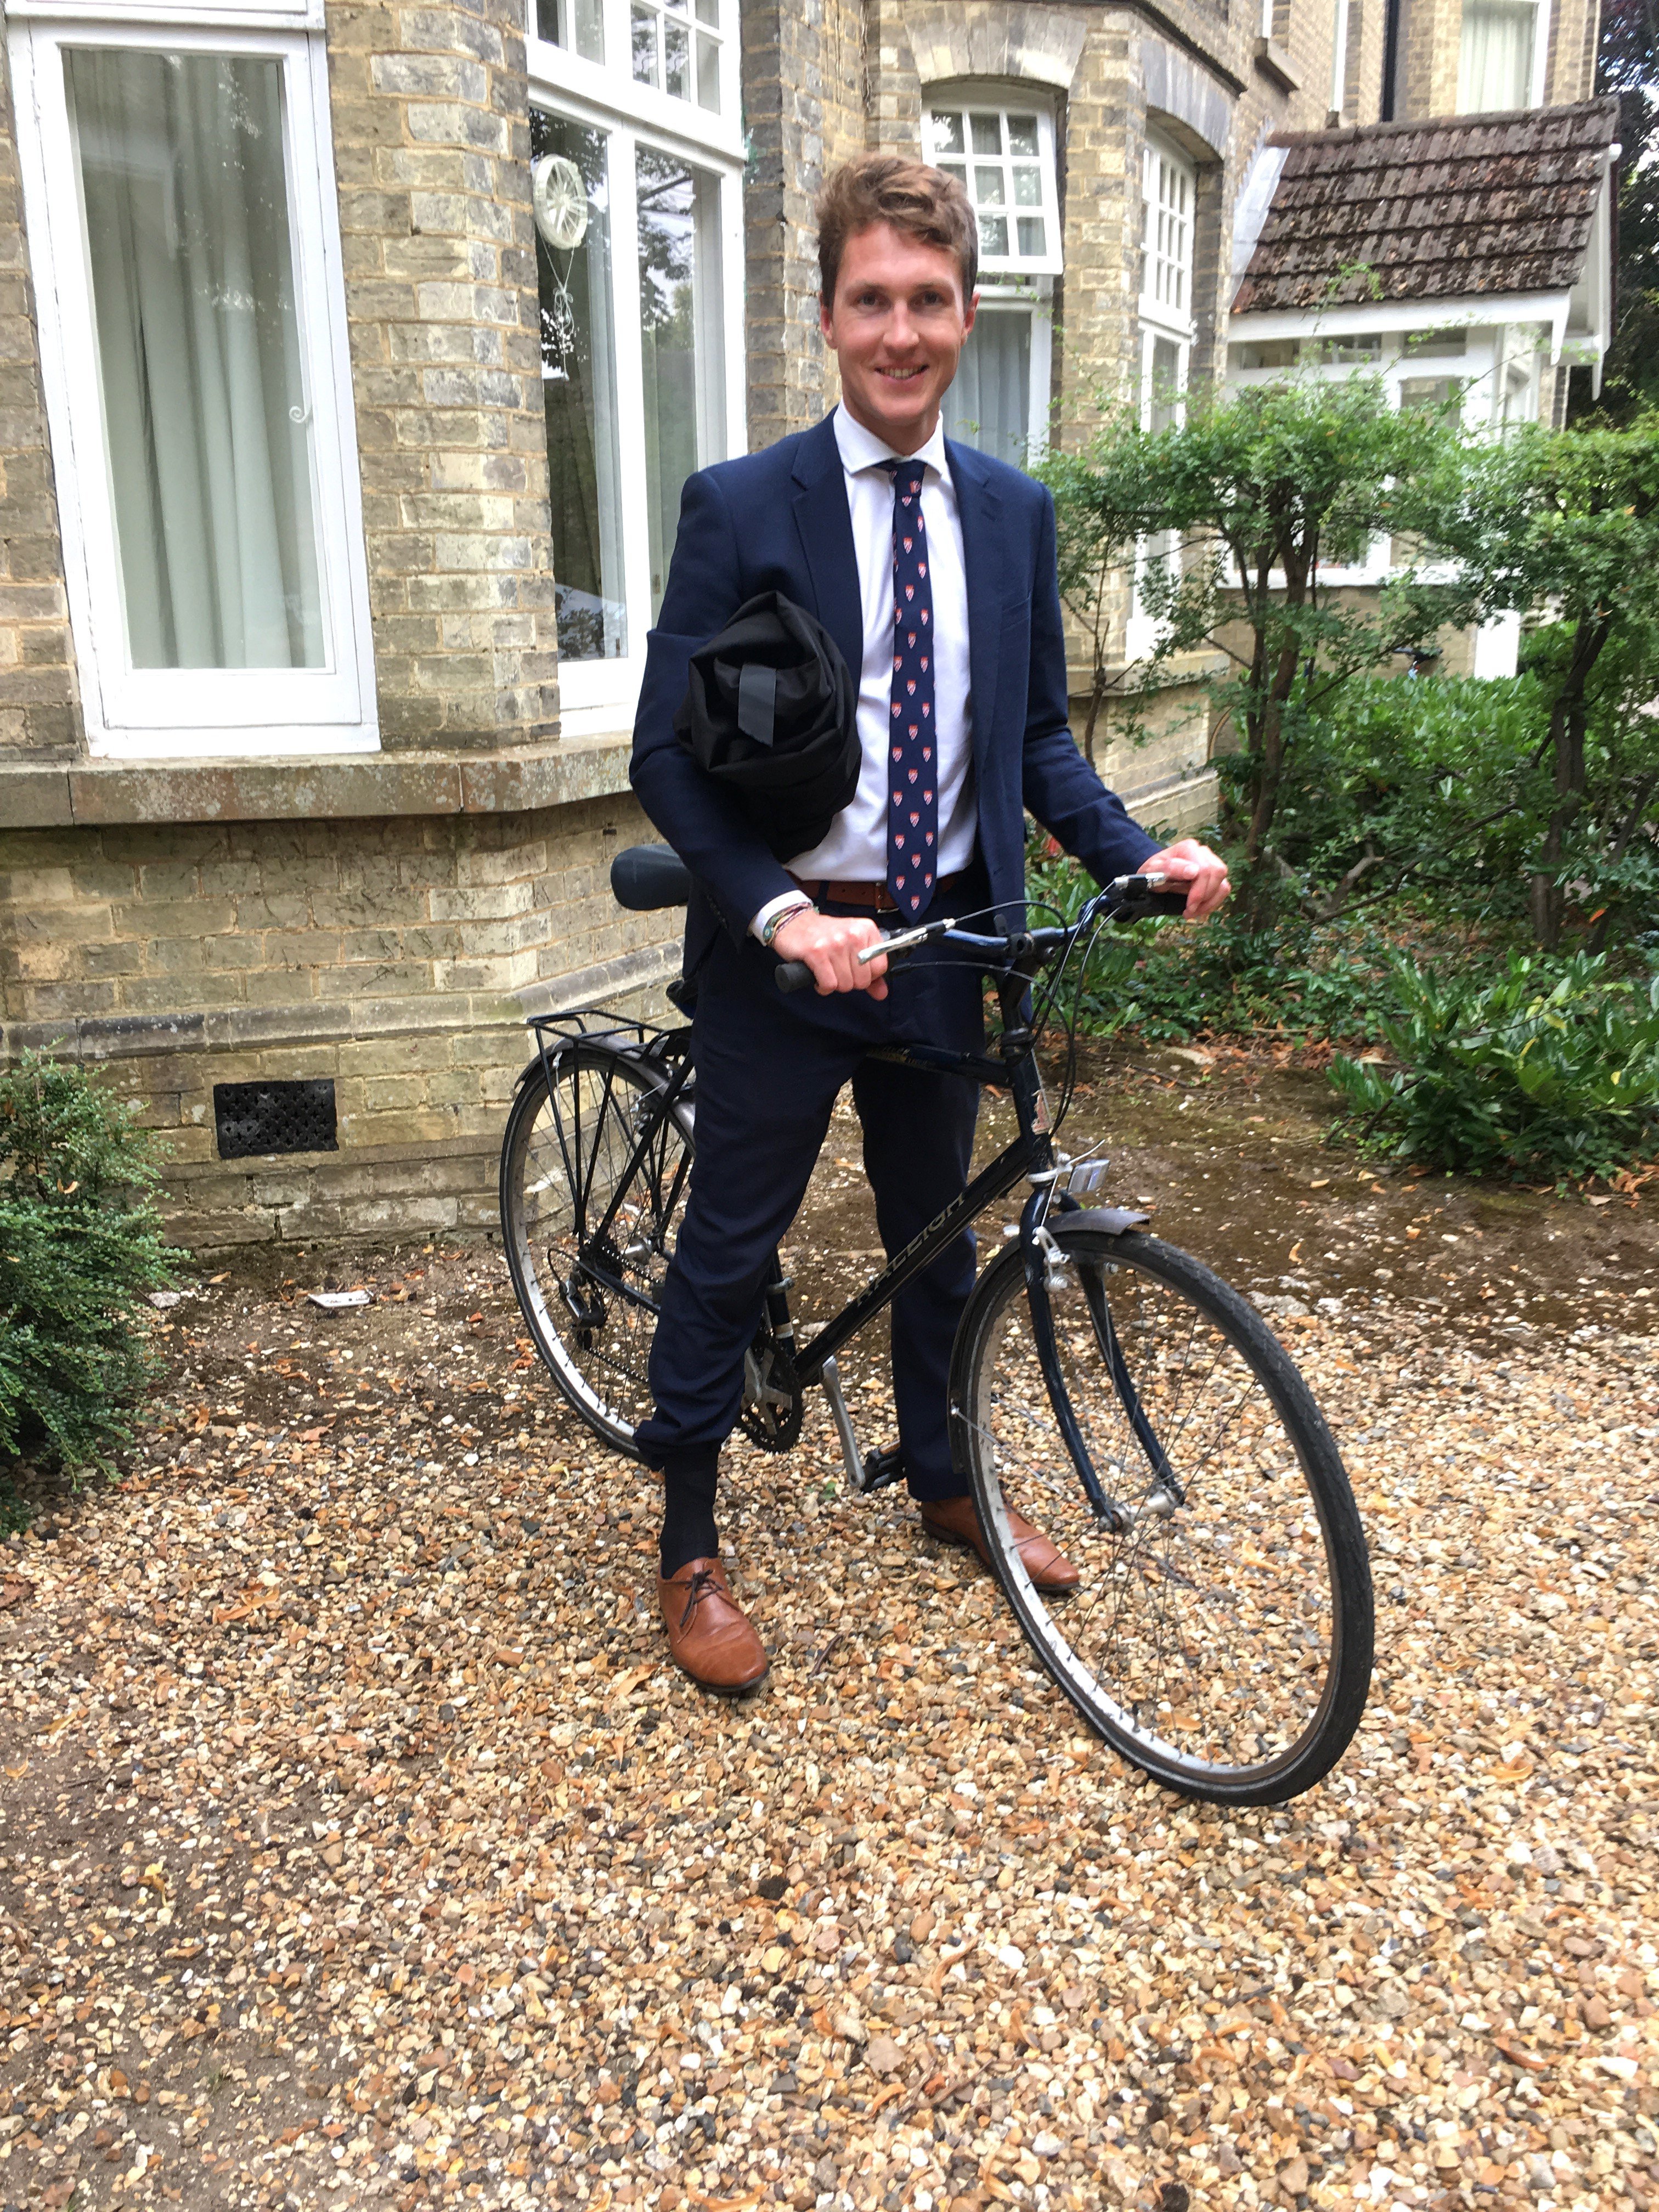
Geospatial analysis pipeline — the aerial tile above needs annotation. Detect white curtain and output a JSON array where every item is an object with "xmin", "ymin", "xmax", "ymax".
[
  {"xmin": 943, "ymin": 307, "xmax": 1032, "ymax": 466},
  {"xmin": 68, "ymin": 49, "xmax": 324, "ymax": 669},
  {"xmin": 1458, "ymin": 0, "xmax": 1537, "ymax": 111}
]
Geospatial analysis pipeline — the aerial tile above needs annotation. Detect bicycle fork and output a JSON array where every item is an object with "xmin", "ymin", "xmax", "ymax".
[{"xmin": 1019, "ymin": 1188, "xmax": 1186, "ymax": 1534}]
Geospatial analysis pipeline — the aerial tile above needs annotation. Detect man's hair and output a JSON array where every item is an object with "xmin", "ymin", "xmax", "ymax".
[{"xmin": 816, "ymin": 155, "xmax": 978, "ymax": 307}]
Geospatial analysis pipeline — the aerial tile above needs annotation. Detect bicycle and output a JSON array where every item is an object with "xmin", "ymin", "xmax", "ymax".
[{"xmin": 500, "ymin": 845, "xmax": 1374, "ymax": 1804}]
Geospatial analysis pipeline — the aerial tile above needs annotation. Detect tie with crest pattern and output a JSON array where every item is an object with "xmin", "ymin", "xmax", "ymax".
[{"xmin": 883, "ymin": 458, "xmax": 936, "ymax": 917}]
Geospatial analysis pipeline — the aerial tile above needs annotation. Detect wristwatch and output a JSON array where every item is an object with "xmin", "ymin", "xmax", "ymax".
[{"xmin": 759, "ymin": 897, "xmax": 814, "ymax": 949}]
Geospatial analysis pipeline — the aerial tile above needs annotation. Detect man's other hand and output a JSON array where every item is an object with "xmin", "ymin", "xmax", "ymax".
[
  {"xmin": 1143, "ymin": 838, "xmax": 1231, "ymax": 921},
  {"xmin": 772, "ymin": 909, "xmax": 890, "ymax": 996}
]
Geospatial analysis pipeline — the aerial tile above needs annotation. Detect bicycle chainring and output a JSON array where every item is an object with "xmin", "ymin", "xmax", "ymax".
[{"xmin": 739, "ymin": 1336, "xmax": 803, "ymax": 1453}]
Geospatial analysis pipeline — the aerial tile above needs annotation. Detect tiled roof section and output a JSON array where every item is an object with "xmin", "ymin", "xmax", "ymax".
[{"xmin": 1232, "ymin": 98, "xmax": 1620, "ymax": 315}]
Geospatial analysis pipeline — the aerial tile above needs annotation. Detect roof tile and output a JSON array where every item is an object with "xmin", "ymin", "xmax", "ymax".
[{"xmin": 1232, "ymin": 98, "xmax": 1619, "ymax": 314}]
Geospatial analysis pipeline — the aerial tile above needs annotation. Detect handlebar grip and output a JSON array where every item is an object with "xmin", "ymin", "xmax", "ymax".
[
  {"xmin": 1120, "ymin": 890, "xmax": 1192, "ymax": 919},
  {"xmin": 775, "ymin": 960, "xmax": 815, "ymax": 994}
]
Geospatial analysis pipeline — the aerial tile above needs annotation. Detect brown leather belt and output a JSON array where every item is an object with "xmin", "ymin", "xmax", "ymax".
[{"xmin": 789, "ymin": 871, "xmax": 968, "ymax": 913}]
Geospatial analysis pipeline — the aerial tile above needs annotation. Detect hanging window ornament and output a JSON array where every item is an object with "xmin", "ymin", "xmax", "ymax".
[
  {"xmin": 533, "ymin": 153, "xmax": 589, "ymax": 376},
  {"xmin": 533, "ymin": 153, "xmax": 589, "ymax": 251}
]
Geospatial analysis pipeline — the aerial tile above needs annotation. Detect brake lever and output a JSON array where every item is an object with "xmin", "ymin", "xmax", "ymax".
[{"xmin": 855, "ymin": 917, "xmax": 955, "ymax": 966}]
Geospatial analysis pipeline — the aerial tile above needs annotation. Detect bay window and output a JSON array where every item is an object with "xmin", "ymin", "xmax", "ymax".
[
  {"xmin": 924, "ymin": 94, "xmax": 1059, "ymax": 469},
  {"xmin": 529, "ymin": 0, "xmax": 744, "ymax": 732},
  {"xmin": 8, "ymin": 7, "xmax": 374, "ymax": 757},
  {"xmin": 1128, "ymin": 133, "xmax": 1198, "ymax": 659}
]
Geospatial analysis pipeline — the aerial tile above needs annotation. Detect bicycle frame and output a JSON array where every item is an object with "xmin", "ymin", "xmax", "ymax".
[{"xmin": 526, "ymin": 901, "xmax": 1162, "ymax": 1523}]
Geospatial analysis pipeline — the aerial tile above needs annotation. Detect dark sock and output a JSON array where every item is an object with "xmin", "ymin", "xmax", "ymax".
[{"xmin": 659, "ymin": 1451, "xmax": 720, "ymax": 1577}]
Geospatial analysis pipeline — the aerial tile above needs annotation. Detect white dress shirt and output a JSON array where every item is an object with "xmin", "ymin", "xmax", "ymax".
[{"xmin": 750, "ymin": 403, "xmax": 977, "ymax": 939}]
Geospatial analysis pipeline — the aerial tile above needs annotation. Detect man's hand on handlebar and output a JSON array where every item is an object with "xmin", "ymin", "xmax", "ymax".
[
  {"xmin": 1142, "ymin": 838, "xmax": 1231, "ymax": 921},
  {"xmin": 771, "ymin": 909, "xmax": 890, "ymax": 997}
]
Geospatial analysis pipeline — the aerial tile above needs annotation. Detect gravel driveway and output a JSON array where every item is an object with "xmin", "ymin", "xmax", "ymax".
[{"xmin": 2, "ymin": 1050, "xmax": 1656, "ymax": 2212}]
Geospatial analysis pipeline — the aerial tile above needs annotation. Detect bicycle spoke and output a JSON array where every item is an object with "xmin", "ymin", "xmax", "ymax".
[
  {"xmin": 963, "ymin": 1238, "xmax": 1359, "ymax": 1788},
  {"xmin": 504, "ymin": 1049, "xmax": 695, "ymax": 1448}
]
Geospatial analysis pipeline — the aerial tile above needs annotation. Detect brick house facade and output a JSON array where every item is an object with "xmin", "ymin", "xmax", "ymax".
[{"xmin": 0, "ymin": 0, "xmax": 1605, "ymax": 1244}]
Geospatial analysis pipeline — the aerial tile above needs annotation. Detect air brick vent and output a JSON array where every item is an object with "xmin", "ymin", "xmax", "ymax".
[{"xmin": 213, "ymin": 1079, "xmax": 339, "ymax": 1161}]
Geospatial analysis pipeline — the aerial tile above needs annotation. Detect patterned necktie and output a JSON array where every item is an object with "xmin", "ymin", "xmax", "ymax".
[{"xmin": 884, "ymin": 458, "xmax": 936, "ymax": 917}]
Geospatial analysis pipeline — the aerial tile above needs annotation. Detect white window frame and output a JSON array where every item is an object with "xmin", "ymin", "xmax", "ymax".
[
  {"xmin": 1331, "ymin": 0, "xmax": 1353, "ymax": 116},
  {"xmin": 527, "ymin": 0, "xmax": 746, "ymax": 735},
  {"xmin": 1456, "ymin": 0, "xmax": 1552, "ymax": 114},
  {"xmin": 1128, "ymin": 132, "xmax": 1198, "ymax": 661},
  {"xmin": 941, "ymin": 282, "xmax": 1053, "ymax": 468},
  {"xmin": 8, "ymin": 9, "xmax": 376, "ymax": 758},
  {"xmin": 921, "ymin": 93, "xmax": 1062, "ymax": 281}
]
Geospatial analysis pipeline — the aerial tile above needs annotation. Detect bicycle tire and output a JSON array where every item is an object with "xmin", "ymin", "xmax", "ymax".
[
  {"xmin": 500, "ymin": 1042, "xmax": 694, "ymax": 1454},
  {"xmin": 950, "ymin": 1226, "xmax": 1373, "ymax": 1804}
]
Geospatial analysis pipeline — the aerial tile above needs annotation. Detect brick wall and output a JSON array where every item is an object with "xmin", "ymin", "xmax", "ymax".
[
  {"xmin": 0, "ymin": 795, "xmax": 674, "ymax": 1245},
  {"xmin": 0, "ymin": 39, "xmax": 80, "ymax": 762},
  {"xmin": 325, "ymin": 0, "xmax": 559, "ymax": 751},
  {"xmin": 740, "ymin": 0, "xmax": 868, "ymax": 450}
]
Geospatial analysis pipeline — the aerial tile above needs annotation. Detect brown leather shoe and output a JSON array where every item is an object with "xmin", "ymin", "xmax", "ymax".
[
  {"xmin": 920, "ymin": 1494, "xmax": 1081, "ymax": 1595},
  {"xmin": 658, "ymin": 1558, "xmax": 769, "ymax": 1694}
]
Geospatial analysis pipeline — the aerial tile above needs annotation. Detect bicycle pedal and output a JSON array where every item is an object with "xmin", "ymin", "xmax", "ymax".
[{"xmin": 860, "ymin": 1446, "xmax": 906, "ymax": 1494}]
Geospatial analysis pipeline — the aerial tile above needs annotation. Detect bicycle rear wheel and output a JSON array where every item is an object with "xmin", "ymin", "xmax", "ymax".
[
  {"xmin": 950, "ymin": 1225, "xmax": 1372, "ymax": 1804},
  {"xmin": 500, "ymin": 1042, "xmax": 693, "ymax": 1452}
]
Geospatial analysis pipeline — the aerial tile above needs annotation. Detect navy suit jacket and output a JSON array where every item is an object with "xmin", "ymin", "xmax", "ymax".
[{"xmin": 629, "ymin": 412, "xmax": 1159, "ymax": 981}]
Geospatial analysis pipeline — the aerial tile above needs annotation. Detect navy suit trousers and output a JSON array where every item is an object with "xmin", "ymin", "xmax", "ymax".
[{"xmin": 634, "ymin": 905, "xmax": 985, "ymax": 1502}]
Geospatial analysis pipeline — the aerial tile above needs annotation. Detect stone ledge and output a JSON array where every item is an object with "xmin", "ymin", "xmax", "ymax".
[
  {"xmin": 1252, "ymin": 33, "xmax": 1302, "ymax": 91},
  {"xmin": 0, "ymin": 938, "xmax": 680, "ymax": 1066},
  {"xmin": 0, "ymin": 733, "xmax": 636, "ymax": 831}
]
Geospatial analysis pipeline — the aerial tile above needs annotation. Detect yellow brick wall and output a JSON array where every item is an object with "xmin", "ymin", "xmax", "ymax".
[{"xmin": 0, "ymin": 799, "xmax": 680, "ymax": 1246}]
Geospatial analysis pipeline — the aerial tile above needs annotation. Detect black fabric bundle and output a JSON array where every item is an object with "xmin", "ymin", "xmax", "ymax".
[{"xmin": 673, "ymin": 591, "xmax": 860, "ymax": 860}]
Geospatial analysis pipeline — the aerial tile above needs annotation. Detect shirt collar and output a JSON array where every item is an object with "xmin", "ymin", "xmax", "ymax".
[{"xmin": 833, "ymin": 400, "xmax": 950, "ymax": 482}]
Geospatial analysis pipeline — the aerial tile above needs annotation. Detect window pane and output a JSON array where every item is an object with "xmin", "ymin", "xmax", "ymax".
[
  {"xmin": 694, "ymin": 0, "xmax": 720, "ymax": 20},
  {"xmin": 1458, "ymin": 0, "xmax": 1536, "ymax": 109},
  {"xmin": 696, "ymin": 31, "xmax": 720, "ymax": 109},
  {"xmin": 1403, "ymin": 328, "xmax": 1469, "ymax": 355},
  {"xmin": 664, "ymin": 17, "xmax": 690, "ymax": 98},
  {"xmin": 631, "ymin": 3, "xmax": 659, "ymax": 86},
  {"xmin": 534, "ymin": 111, "xmax": 627, "ymax": 662},
  {"xmin": 941, "ymin": 306, "xmax": 1031, "ymax": 467},
  {"xmin": 1013, "ymin": 163, "xmax": 1043, "ymax": 207},
  {"xmin": 1007, "ymin": 115, "xmax": 1039, "ymax": 156},
  {"xmin": 537, "ymin": 0, "xmax": 604, "ymax": 62},
  {"xmin": 969, "ymin": 112, "xmax": 1001, "ymax": 154},
  {"xmin": 66, "ymin": 48, "xmax": 324, "ymax": 671},
  {"xmin": 1149, "ymin": 334, "xmax": 1182, "ymax": 432},
  {"xmin": 636, "ymin": 149, "xmax": 726, "ymax": 619},
  {"xmin": 974, "ymin": 165, "xmax": 1005, "ymax": 205},
  {"xmin": 978, "ymin": 214, "xmax": 1009, "ymax": 257},
  {"xmin": 1016, "ymin": 216, "xmax": 1046, "ymax": 258},
  {"xmin": 930, "ymin": 110, "xmax": 964, "ymax": 155},
  {"xmin": 940, "ymin": 162, "xmax": 967, "ymax": 189}
]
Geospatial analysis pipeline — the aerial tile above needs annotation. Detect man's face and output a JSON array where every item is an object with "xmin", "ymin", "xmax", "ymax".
[{"xmin": 820, "ymin": 222, "xmax": 977, "ymax": 453}]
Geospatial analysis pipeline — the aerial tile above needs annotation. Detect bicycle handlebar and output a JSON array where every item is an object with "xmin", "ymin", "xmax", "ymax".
[{"xmin": 774, "ymin": 875, "xmax": 1190, "ymax": 994}]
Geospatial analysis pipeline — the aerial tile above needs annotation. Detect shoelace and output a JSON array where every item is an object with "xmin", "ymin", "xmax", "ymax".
[{"xmin": 676, "ymin": 1566, "xmax": 723, "ymax": 1632}]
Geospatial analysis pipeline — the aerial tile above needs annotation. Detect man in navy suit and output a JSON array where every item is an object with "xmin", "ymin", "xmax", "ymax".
[{"xmin": 630, "ymin": 155, "xmax": 1228, "ymax": 1692}]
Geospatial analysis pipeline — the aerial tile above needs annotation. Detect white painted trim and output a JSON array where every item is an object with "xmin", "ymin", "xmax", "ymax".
[
  {"xmin": 528, "ymin": 44, "xmax": 747, "ymax": 726},
  {"xmin": 1330, "ymin": 0, "xmax": 1351, "ymax": 115},
  {"xmin": 921, "ymin": 91, "xmax": 1063, "ymax": 279},
  {"xmin": 8, "ymin": 0, "xmax": 321, "ymax": 22},
  {"xmin": 524, "ymin": 0, "xmax": 743, "ymax": 163},
  {"xmin": 1229, "ymin": 289, "xmax": 1575, "ymax": 342},
  {"xmin": 10, "ymin": 15, "xmax": 377, "ymax": 758}
]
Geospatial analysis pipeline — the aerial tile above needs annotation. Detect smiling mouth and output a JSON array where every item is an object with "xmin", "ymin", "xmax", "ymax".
[{"xmin": 876, "ymin": 365, "xmax": 928, "ymax": 385}]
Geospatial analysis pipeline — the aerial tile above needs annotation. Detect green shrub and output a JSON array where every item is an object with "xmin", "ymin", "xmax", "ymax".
[
  {"xmin": 0, "ymin": 1052, "xmax": 178, "ymax": 1479},
  {"xmin": 1025, "ymin": 843, "xmax": 1404, "ymax": 1045},
  {"xmin": 1329, "ymin": 952, "xmax": 1659, "ymax": 1182}
]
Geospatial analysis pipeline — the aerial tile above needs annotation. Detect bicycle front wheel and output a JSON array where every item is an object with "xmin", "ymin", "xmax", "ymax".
[
  {"xmin": 500, "ymin": 1043, "xmax": 693, "ymax": 1453},
  {"xmin": 950, "ymin": 1226, "xmax": 1373, "ymax": 1804}
]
